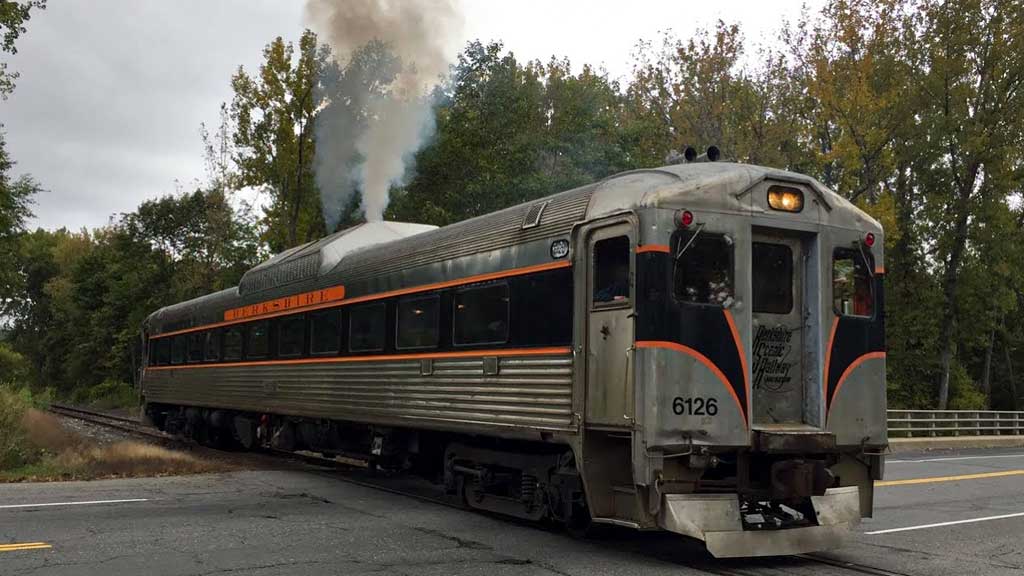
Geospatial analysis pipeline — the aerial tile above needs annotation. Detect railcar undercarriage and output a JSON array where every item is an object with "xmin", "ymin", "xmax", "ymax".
[
  {"xmin": 146, "ymin": 401, "xmax": 866, "ymax": 558},
  {"xmin": 147, "ymin": 403, "xmax": 592, "ymax": 528}
]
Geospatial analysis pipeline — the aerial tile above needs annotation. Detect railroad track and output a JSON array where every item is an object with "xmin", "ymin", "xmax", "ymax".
[
  {"xmin": 46, "ymin": 404, "xmax": 907, "ymax": 575},
  {"xmin": 47, "ymin": 403, "xmax": 168, "ymax": 440}
]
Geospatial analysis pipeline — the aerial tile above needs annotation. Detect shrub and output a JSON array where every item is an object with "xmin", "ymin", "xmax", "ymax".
[
  {"xmin": 70, "ymin": 380, "xmax": 137, "ymax": 410},
  {"xmin": 0, "ymin": 387, "xmax": 39, "ymax": 470},
  {"xmin": 0, "ymin": 344, "xmax": 28, "ymax": 386}
]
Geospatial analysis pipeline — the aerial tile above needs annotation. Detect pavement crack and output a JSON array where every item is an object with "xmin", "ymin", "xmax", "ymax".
[
  {"xmin": 410, "ymin": 525, "xmax": 492, "ymax": 550},
  {"xmin": 191, "ymin": 560, "xmax": 326, "ymax": 575}
]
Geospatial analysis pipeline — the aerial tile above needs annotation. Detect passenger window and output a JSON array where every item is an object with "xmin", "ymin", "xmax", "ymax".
[
  {"xmin": 397, "ymin": 295, "xmax": 440, "ymax": 349},
  {"xmin": 454, "ymin": 284, "xmax": 509, "ymax": 346},
  {"xmin": 246, "ymin": 321, "xmax": 270, "ymax": 359},
  {"xmin": 310, "ymin": 309, "xmax": 342, "ymax": 355},
  {"xmin": 350, "ymin": 303, "xmax": 386, "ymax": 352},
  {"xmin": 833, "ymin": 249, "xmax": 874, "ymax": 317},
  {"xmin": 515, "ymin": 268, "xmax": 574, "ymax": 346},
  {"xmin": 187, "ymin": 332, "xmax": 204, "ymax": 363},
  {"xmin": 223, "ymin": 326, "xmax": 243, "ymax": 361},
  {"xmin": 171, "ymin": 335, "xmax": 187, "ymax": 365},
  {"xmin": 752, "ymin": 242, "xmax": 793, "ymax": 314},
  {"xmin": 156, "ymin": 338, "xmax": 171, "ymax": 365},
  {"xmin": 278, "ymin": 315, "xmax": 306, "ymax": 358},
  {"xmin": 593, "ymin": 236, "xmax": 630, "ymax": 304},
  {"xmin": 204, "ymin": 330, "xmax": 220, "ymax": 361},
  {"xmin": 673, "ymin": 233, "xmax": 734, "ymax": 306}
]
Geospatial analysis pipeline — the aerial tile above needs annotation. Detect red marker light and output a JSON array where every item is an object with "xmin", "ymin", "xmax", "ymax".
[
  {"xmin": 679, "ymin": 210, "xmax": 694, "ymax": 227},
  {"xmin": 864, "ymin": 232, "xmax": 875, "ymax": 247}
]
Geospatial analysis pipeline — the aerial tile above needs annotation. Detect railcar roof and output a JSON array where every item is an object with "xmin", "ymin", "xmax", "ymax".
[{"xmin": 145, "ymin": 162, "xmax": 879, "ymax": 329}]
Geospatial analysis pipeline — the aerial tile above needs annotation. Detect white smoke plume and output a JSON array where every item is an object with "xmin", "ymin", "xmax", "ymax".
[{"xmin": 306, "ymin": 0, "xmax": 462, "ymax": 225}]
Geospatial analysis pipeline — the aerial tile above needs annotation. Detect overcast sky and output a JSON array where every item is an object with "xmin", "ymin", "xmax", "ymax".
[{"xmin": 2, "ymin": 0, "xmax": 820, "ymax": 231}]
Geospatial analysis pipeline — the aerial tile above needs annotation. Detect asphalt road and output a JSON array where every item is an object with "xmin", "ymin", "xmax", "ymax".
[{"xmin": 1, "ymin": 447, "xmax": 1022, "ymax": 575}]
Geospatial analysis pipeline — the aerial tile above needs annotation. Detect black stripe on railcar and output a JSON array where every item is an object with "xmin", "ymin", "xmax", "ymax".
[
  {"xmin": 145, "ymin": 266, "xmax": 574, "ymax": 368},
  {"xmin": 635, "ymin": 249, "xmax": 748, "ymax": 423},
  {"xmin": 825, "ymin": 275, "xmax": 885, "ymax": 413}
]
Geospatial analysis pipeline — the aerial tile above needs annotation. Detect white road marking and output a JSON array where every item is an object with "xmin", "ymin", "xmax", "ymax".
[
  {"xmin": 888, "ymin": 454, "xmax": 1024, "ymax": 464},
  {"xmin": 865, "ymin": 511, "xmax": 1024, "ymax": 535},
  {"xmin": 0, "ymin": 498, "xmax": 150, "ymax": 510}
]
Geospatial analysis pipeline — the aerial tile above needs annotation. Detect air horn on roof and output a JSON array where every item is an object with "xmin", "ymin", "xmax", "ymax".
[{"xmin": 667, "ymin": 145, "xmax": 721, "ymax": 165}]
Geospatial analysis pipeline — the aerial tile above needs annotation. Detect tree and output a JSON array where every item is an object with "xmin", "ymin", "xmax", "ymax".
[
  {"xmin": 914, "ymin": 0, "xmax": 1024, "ymax": 408},
  {"xmin": 389, "ymin": 41, "xmax": 630, "ymax": 225},
  {"xmin": 0, "ymin": 130, "xmax": 39, "ymax": 314},
  {"xmin": 627, "ymin": 22, "xmax": 747, "ymax": 162},
  {"xmin": 0, "ymin": 0, "xmax": 45, "ymax": 312},
  {"xmin": 230, "ymin": 30, "xmax": 329, "ymax": 252},
  {"xmin": 7, "ymin": 189, "xmax": 261, "ymax": 395},
  {"xmin": 119, "ymin": 189, "xmax": 262, "ymax": 300},
  {"xmin": 0, "ymin": 0, "xmax": 45, "ymax": 99}
]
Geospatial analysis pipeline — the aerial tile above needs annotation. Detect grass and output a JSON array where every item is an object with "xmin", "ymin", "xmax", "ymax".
[{"xmin": 0, "ymin": 386, "xmax": 229, "ymax": 482}]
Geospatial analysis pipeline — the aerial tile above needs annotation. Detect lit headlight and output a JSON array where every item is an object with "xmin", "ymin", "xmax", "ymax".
[{"xmin": 767, "ymin": 186, "xmax": 804, "ymax": 213}]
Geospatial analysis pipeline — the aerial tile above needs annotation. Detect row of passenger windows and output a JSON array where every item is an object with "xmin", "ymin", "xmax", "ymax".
[{"xmin": 149, "ymin": 271, "xmax": 572, "ymax": 366}]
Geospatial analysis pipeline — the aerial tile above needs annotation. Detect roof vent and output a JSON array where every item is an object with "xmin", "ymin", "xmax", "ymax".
[{"xmin": 522, "ymin": 201, "xmax": 548, "ymax": 229}]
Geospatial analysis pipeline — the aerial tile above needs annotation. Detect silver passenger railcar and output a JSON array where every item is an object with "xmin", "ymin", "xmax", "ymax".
[{"xmin": 141, "ymin": 159, "xmax": 885, "ymax": 557}]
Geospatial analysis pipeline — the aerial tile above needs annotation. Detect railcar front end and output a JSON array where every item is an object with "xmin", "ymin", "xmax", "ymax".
[{"xmin": 576, "ymin": 167, "xmax": 885, "ymax": 557}]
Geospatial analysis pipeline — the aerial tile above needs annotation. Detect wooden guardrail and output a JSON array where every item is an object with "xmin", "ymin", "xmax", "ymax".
[{"xmin": 888, "ymin": 410, "xmax": 1024, "ymax": 437}]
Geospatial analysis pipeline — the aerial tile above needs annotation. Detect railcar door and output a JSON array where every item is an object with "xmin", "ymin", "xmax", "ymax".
[
  {"xmin": 584, "ymin": 223, "xmax": 636, "ymax": 427},
  {"xmin": 750, "ymin": 231, "xmax": 806, "ymax": 426}
]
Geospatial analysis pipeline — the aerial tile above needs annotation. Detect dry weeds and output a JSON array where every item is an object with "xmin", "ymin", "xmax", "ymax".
[{"xmin": 2, "ymin": 408, "xmax": 232, "ymax": 482}]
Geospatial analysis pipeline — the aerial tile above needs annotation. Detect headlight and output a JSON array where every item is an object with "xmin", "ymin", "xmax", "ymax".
[{"xmin": 767, "ymin": 185, "xmax": 804, "ymax": 213}]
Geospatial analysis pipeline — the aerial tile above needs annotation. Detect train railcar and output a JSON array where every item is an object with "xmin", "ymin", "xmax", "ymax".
[{"xmin": 140, "ymin": 158, "xmax": 885, "ymax": 558}]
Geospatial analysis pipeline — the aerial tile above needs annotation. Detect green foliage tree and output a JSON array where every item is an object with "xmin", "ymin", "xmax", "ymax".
[
  {"xmin": 389, "ymin": 41, "xmax": 631, "ymax": 225},
  {"xmin": 0, "ymin": 131, "xmax": 39, "ymax": 313},
  {"xmin": 230, "ymin": 30, "xmax": 329, "ymax": 252},
  {"xmin": 912, "ymin": 0, "xmax": 1024, "ymax": 408},
  {"xmin": 7, "ymin": 190, "xmax": 260, "ymax": 396}
]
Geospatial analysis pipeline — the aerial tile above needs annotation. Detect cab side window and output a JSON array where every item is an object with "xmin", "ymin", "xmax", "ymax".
[
  {"xmin": 673, "ymin": 233, "xmax": 734, "ymax": 307},
  {"xmin": 593, "ymin": 236, "xmax": 630, "ymax": 305},
  {"xmin": 833, "ymin": 248, "xmax": 874, "ymax": 318}
]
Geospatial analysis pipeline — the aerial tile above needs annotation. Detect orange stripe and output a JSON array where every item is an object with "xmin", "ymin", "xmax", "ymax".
[
  {"xmin": 635, "ymin": 340, "xmax": 747, "ymax": 428},
  {"xmin": 147, "ymin": 346, "xmax": 572, "ymax": 371},
  {"xmin": 154, "ymin": 261, "xmax": 572, "ymax": 339},
  {"xmin": 823, "ymin": 316, "xmax": 839, "ymax": 400},
  {"xmin": 722, "ymin": 309, "xmax": 749, "ymax": 419},
  {"xmin": 636, "ymin": 244, "xmax": 670, "ymax": 254},
  {"xmin": 875, "ymin": 265, "xmax": 886, "ymax": 275},
  {"xmin": 830, "ymin": 351, "xmax": 886, "ymax": 406},
  {"xmin": 224, "ymin": 285, "xmax": 346, "ymax": 322}
]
